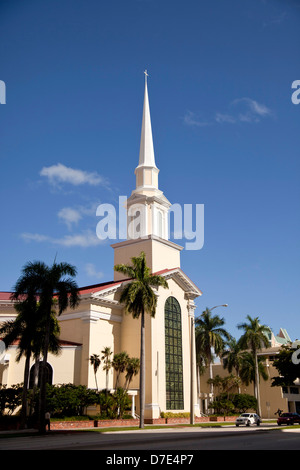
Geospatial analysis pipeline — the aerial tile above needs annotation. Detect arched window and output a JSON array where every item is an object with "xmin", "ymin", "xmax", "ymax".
[
  {"xmin": 164, "ymin": 296, "xmax": 184, "ymax": 410},
  {"xmin": 29, "ymin": 362, "xmax": 53, "ymax": 389}
]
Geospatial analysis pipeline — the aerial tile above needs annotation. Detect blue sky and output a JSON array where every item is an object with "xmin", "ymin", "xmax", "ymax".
[{"xmin": 0, "ymin": 0, "xmax": 299, "ymax": 340}]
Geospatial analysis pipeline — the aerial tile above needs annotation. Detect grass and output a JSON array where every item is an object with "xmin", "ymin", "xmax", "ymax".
[{"xmin": 1, "ymin": 419, "xmax": 299, "ymax": 439}]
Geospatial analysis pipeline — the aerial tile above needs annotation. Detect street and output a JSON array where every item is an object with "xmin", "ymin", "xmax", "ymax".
[{"xmin": 0, "ymin": 423, "xmax": 300, "ymax": 453}]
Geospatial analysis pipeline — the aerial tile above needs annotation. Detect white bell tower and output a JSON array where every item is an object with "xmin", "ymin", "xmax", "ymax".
[
  {"xmin": 127, "ymin": 70, "xmax": 171, "ymax": 241},
  {"xmin": 112, "ymin": 72, "xmax": 183, "ymax": 280}
]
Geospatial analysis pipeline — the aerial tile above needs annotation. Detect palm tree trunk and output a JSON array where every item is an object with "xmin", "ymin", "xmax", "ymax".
[
  {"xmin": 254, "ymin": 351, "xmax": 261, "ymax": 416},
  {"xmin": 20, "ymin": 351, "xmax": 31, "ymax": 428},
  {"xmin": 39, "ymin": 306, "xmax": 51, "ymax": 434},
  {"xmin": 106, "ymin": 370, "xmax": 109, "ymax": 392},
  {"xmin": 139, "ymin": 308, "xmax": 145, "ymax": 429},
  {"xmin": 209, "ymin": 360, "xmax": 214, "ymax": 400},
  {"xmin": 29, "ymin": 358, "xmax": 40, "ymax": 417}
]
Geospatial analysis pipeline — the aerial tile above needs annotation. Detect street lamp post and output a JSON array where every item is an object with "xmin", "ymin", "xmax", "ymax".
[{"xmin": 210, "ymin": 304, "xmax": 228, "ymax": 311}]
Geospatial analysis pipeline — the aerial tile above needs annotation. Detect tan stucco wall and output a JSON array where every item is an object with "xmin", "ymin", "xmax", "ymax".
[
  {"xmin": 199, "ymin": 360, "xmax": 289, "ymax": 419},
  {"xmin": 0, "ymin": 345, "xmax": 81, "ymax": 387},
  {"xmin": 0, "ymin": 267, "xmax": 199, "ymax": 420},
  {"xmin": 112, "ymin": 237, "xmax": 182, "ymax": 282}
]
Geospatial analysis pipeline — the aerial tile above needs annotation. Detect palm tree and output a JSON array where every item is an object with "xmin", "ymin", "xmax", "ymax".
[
  {"xmin": 112, "ymin": 352, "xmax": 129, "ymax": 389},
  {"xmin": 29, "ymin": 308, "xmax": 61, "ymax": 417},
  {"xmin": 222, "ymin": 338, "xmax": 245, "ymax": 393},
  {"xmin": 114, "ymin": 251, "xmax": 168, "ymax": 429},
  {"xmin": 125, "ymin": 357, "xmax": 140, "ymax": 391},
  {"xmin": 90, "ymin": 354, "xmax": 101, "ymax": 390},
  {"xmin": 221, "ymin": 374, "xmax": 241, "ymax": 398},
  {"xmin": 239, "ymin": 351, "xmax": 268, "ymax": 389},
  {"xmin": 11, "ymin": 260, "xmax": 80, "ymax": 434},
  {"xmin": 237, "ymin": 315, "xmax": 269, "ymax": 416},
  {"xmin": 0, "ymin": 294, "xmax": 38, "ymax": 428},
  {"xmin": 195, "ymin": 308, "xmax": 231, "ymax": 403},
  {"xmin": 0, "ymin": 296, "xmax": 61, "ymax": 427},
  {"xmin": 101, "ymin": 346, "xmax": 113, "ymax": 392}
]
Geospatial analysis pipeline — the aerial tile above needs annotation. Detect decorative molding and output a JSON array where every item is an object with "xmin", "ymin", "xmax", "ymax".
[{"xmin": 60, "ymin": 309, "xmax": 122, "ymax": 324}]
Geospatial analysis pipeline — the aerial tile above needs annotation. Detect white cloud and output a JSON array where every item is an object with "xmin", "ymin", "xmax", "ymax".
[
  {"xmin": 215, "ymin": 97, "xmax": 272, "ymax": 124},
  {"xmin": 58, "ymin": 203, "xmax": 99, "ymax": 229},
  {"xmin": 40, "ymin": 163, "xmax": 108, "ymax": 187},
  {"xmin": 215, "ymin": 113, "xmax": 236, "ymax": 124},
  {"xmin": 185, "ymin": 97, "xmax": 272, "ymax": 129},
  {"xmin": 183, "ymin": 111, "xmax": 210, "ymax": 127},
  {"xmin": 58, "ymin": 207, "xmax": 82, "ymax": 229},
  {"xmin": 84, "ymin": 263, "xmax": 104, "ymax": 279},
  {"xmin": 21, "ymin": 230, "xmax": 103, "ymax": 248},
  {"xmin": 21, "ymin": 233, "xmax": 49, "ymax": 243}
]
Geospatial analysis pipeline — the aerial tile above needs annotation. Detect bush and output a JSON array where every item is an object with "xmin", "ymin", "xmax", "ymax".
[
  {"xmin": 230, "ymin": 393, "xmax": 257, "ymax": 413},
  {"xmin": 0, "ymin": 383, "xmax": 133, "ymax": 422},
  {"xmin": 46, "ymin": 383, "xmax": 99, "ymax": 417},
  {"xmin": 0, "ymin": 384, "xmax": 23, "ymax": 416},
  {"xmin": 208, "ymin": 392, "xmax": 257, "ymax": 415},
  {"xmin": 161, "ymin": 412, "xmax": 190, "ymax": 419}
]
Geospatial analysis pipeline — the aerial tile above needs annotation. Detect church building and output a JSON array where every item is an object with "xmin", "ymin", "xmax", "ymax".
[{"xmin": 0, "ymin": 74, "xmax": 202, "ymax": 421}]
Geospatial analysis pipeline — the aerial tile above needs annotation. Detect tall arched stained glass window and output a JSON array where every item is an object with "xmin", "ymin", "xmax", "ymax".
[{"xmin": 164, "ymin": 296, "xmax": 184, "ymax": 410}]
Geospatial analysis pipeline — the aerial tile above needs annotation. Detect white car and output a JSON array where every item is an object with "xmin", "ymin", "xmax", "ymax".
[{"xmin": 235, "ymin": 413, "xmax": 261, "ymax": 427}]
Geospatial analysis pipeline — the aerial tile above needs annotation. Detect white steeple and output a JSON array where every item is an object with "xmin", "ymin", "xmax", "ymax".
[
  {"xmin": 126, "ymin": 71, "xmax": 171, "ymax": 241},
  {"xmin": 135, "ymin": 71, "xmax": 159, "ymax": 191},
  {"xmin": 112, "ymin": 72, "xmax": 183, "ymax": 281},
  {"xmin": 137, "ymin": 70, "xmax": 157, "ymax": 169}
]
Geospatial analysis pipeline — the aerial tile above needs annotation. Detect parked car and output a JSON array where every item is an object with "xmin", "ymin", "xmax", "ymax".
[
  {"xmin": 277, "ymin": 413, "xmax": 300, "ymax": 426},
  {"xmin": 235, "ymin": 413, "xmax": 261, "ymax": 427}
]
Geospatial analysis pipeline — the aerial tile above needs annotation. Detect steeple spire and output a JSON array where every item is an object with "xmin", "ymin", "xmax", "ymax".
[
  {"xmin": 135, "ymin": 71, "xmax": 159, "ymax": 190},
  {"xmin": 137, "ymin": 70, "xmax": 157, "ymax": 169},
  {"xmin": 126, "ymin": 71, "xmax": 171, "ymax": 241}
]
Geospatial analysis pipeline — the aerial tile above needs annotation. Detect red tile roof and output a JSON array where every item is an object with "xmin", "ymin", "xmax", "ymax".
[{"xmin": 0, "ymin": 267, "xmax": 201, "ymax": 299}]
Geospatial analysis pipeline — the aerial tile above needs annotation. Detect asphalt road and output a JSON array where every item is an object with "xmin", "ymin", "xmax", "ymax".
[{"xmin": 1, "ymin": 423, "xmax": 300, "ymax": 454}]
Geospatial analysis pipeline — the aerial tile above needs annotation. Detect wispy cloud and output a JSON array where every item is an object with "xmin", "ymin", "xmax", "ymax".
[
  {"xmin": 58, "ymin": 203, "xmax": 98, "ymax": 229},
  {"xmin": 84, "ymin": 263, "xmax": 104, "ymax": 279},
  {"xmin": 183, "ymin": 111, "xmax": 210, "ymax": 128},
  {"xmin": 58, "ymin": 207, "xmax": 82, "ymax": 229},
  {"xmin": 230, "ymin": 97, "xmax": 273, "ymax": 123},
  {"xmin": 184, "ymin": 97, "xmax": 273, "ymax": 128},
  {"xmin": 262, "ymin": 11, "xmax": 288, "ymax": 28},
  {"xmin": 21, "ymin": 229, "xmax": 103, "ymax": 248},
  {"xmin": 40, "ymin": 163, "xmax": 109, "ymax": 187}
]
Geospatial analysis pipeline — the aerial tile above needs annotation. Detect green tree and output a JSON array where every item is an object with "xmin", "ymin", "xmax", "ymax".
[
  {"xmin": 11, "ymin": 260, "xmax": 80, "ymax": 433},
  {"xmin": 114, "ymin": 251, "xmax": 168, "ymax": 428},
  {"xmin": 125, "ymin": 357, "xmax": 140, "ymax": 391},
  {"xmin": 0, "ymin": 297, "xmax": 61, "ymax": 427},
  {"xmin": 231, "ymin": 393, "xmax": 257, "ymax": 414},
  {"xmin": 0, "ymin": 295, "xmax": 38, "ymax": 427},
  {"xmin": 195, "ymin": 308, "xmax": 231, "ymax": 401},
  {"xmin": 237, "ymin": 315, "xmax": 269, "ymax": 416},
  {"xmin": 222, "ymin": 338, "xmax": 245, "ymax": 393},
  {"xmin": 112, "ymin": 352, "xmax": 129, "ymax": 389},
  {"xmin": 90, "ymin": 354, "xmax": 101, "ymax": 390},
  {"xmin": 113, "ymin": 387, "xmax": 131, "ymax": 419},
  {"xmin": 101, "ymin": 346, "xmax": 113, "ymax": 392},
  {"xmin": 239, "ymin": 351, "xmax": 268, "ymax": 392},
  {"xmin": 271, "ymin": 345, "xmax": 300, "ymax": 387}
]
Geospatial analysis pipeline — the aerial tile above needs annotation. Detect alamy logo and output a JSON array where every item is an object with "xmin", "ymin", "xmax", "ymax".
[
  {"xmin": 291, "ymin": 341, "xmax": 300, "ymax": 365},
  {"xmin": 95, "ymin": 196, "xmax": 204, "ymax": 251},
  {"xmin": 291, "ymin": 80, "xmax": 300, "ymax": 105},
  {"xmin": 0, "ymin": 80, "xmax": 6, "ymax": 104}
]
